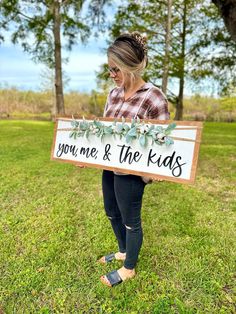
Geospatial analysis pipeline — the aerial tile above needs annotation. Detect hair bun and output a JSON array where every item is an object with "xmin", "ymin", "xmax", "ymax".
[{"xmin": 131, "ymin": 31, "xmax": 148, "ymax": 54}]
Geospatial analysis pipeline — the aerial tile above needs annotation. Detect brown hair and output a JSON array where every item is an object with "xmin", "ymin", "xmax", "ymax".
[{"xmin": 107, "ymin": 32, "xmax": 148, "ymax": 80}]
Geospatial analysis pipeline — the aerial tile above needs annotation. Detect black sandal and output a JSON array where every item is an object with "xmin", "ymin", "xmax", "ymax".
[
  {"xmin": 98, "ymin": 253, "xmax": 115, "ymax": 264},
  {"xmin": 100, "ymin": 270, "xmax": 123, "ymax": 287}
]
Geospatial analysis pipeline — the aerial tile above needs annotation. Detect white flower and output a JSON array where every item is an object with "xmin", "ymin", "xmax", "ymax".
[
  {"xmin": 92, "ymin": 128, "xmax": 99, "ymax": 134},
  {"xmin": 156, "ymin": 132, "xmax": 166, "ymax": 142},
  {"xmin": 140, "ymin": 124, "xmax": 149, "ymax": 134}
]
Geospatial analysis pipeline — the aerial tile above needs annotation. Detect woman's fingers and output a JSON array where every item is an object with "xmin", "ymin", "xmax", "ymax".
[{"xmin": 152, "ymin": 177, "xmax": 163, "ymax": 182}]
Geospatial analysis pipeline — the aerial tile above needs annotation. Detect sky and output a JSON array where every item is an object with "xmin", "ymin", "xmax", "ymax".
[
  {"xmin": 0, "ymin": 35, "xmax": 108, "ymax": 92},
  {"xmin": 0, "ymin": 1, "xmax": 219, "ymax": 97},
  {"xmin": 0, "ymin": 35, "xmax": 220, "ymax": 97},
  {"xmin": 0, "ymin": 32, "xmax": 220, "ymax": 97},
  {"xmin": 0, "ymin": 1, "xmax": 121, "ymax": 93}
]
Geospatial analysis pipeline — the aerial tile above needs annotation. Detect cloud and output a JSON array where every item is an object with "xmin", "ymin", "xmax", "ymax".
[
  {"xmin": 0, "ymin": 42, "xmax": 107, "ymax": 92},
  {"xmin": 64, "ymin": 50, "xmax": 106, "ymax": 74}
]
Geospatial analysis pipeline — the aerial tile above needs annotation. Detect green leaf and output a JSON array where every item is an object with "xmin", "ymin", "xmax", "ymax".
[
  {"xmin": 149, "ymin": 129, "xmax": 156, "ymax": 137},
  {"xmin": 165, "ymin": 123, "xmax": 176, "ymax": 134},
  {"xmin": 155, "ymin": 140, "xmax": 162, "ymax": 145},
  {"xmin": 104, "ymin": 126, "xmax": 113, "ymax": 134},
  {"xmin": 165, "ymin": 137, "xmax": 174, "ymax": 146},
  {"xmin": 155, "ymin": 126, "xmax": 164, "ymax": 133},
  {"xmin": 80, "ymin": 121, "xmax": 89, "ymax": 131},
  {"xmin": 131, "ymin": 118, "xmax": 135, "ymax": 128},
  {"xmin": 96, "ymin": 129, "xmax": 102, "ymax": 137},
  {"xmin": 69, "ymin": 131, "xmax": 75, "ymax": 138},
  {"xmin": 123, "ymin": 124, "xmax": 130, "ymax": 131},
  {"xmin": 125, "ymin": 134, "xmax": 133, "ymax": 144},
  {"xmin": 116, "ymin": 123, "xmax": 123, "ymax": 134},
  {"xmin": 71, "ymin": 120, "xmax": 79, "ymax": 128},
  {"xmin": 139, "ymin": 134, "xmax": 147, "ymax": 147},
  {"xmin": 165, "ymin": 129, "xmax": 171, "ymax": 135},
  {"xmin": 70, "ymin": 131, "xmax": 77, "ymax": 140},
  {"xmin": 94, "ymin": 120, "xmax": 102, "ymax": 128},
  {"xmin": 148, "ymin": 125, "xmax": 154, "ymax": 132},
  {"xmin": 127, "ymin": 127, "xmax": 137, "ymax": 137}
]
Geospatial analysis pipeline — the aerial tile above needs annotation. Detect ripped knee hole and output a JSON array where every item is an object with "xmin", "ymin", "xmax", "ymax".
[{"xmin": 125, "ymin": 224, "xmax": 132, "ymax": 230}]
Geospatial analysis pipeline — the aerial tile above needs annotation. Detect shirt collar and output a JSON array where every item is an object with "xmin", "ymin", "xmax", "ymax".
[
  {"xmin": 114, "ymin": 82, "xmax": 153, "ymax": 99},
  {"xmin": 121, "ymin": 82, "xmax": 153, "ymax": 93},
  {"xmin": 137, "ymin": 82, "xmax": 153, "ymax": 92}
]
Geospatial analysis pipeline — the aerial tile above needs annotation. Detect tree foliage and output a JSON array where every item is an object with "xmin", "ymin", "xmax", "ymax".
[
  {"xmin": 97, "ymin": 0, "xmax": 236, "ymax": 119},
  {"xmin": 0, "ymin": 0, "xmax": 111, "ymax": 114},
  {"xmin": 0, "ymin": 0, "xmax": 109, "ymax": 66}
]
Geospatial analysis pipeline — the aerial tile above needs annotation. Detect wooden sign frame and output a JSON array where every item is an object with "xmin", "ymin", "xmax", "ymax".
[{"xmin": 51, "ymin": 117, "xmax": 203, "ymax": 184}]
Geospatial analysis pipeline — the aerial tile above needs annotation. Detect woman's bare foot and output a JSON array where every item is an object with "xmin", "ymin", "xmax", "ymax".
[
  {"xmin": 98, "ymin": 252, "xmax": 126, "ymax": 264},
  {"xmin": 117, "ymin": 266, "xmax": 135, "ymax": 281},
  {"xmin": 115, "ymin": 252, "xmax": 126, "ymax": 261},
  {"xmin": 100, "ymin": 266, "xmax": 135, "ymax": 286}
]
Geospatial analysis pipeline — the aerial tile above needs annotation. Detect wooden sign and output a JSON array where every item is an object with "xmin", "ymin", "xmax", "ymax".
[{"xmin": 51, "ymin": 117, "xmax": 203, "ymax": 184}]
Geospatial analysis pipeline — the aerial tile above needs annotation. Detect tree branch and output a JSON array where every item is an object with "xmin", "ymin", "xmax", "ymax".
[{"xmin": 212, "ymin": 0, "xmax": 236, "ymax": 42}]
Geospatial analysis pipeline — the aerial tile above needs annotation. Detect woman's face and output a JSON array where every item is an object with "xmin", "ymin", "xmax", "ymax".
[{"xmin": 108, "ymin": 59, "xmax": 130, "ymax": 87}]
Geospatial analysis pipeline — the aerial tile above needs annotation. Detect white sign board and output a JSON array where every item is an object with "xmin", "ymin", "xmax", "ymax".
[{"xmin": 51, "ymin": 117, "xmax": 202, "ymax": 184}]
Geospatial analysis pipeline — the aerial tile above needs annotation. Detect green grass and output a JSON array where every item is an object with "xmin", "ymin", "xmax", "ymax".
[
  {"xmin": 0, "ymin": 120, "xmax": 235, "ymax": 313},
  {"xmin": 10, "ymin": 112, "xmax": 52, "ymax": 120}
]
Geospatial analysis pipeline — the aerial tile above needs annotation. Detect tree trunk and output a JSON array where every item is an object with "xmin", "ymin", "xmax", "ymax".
[
  {"xmin": 175, "ymin": 76, "xmax": 184, "ymax": 120},
  {"xmin": 162, "ymin": 0, "xmax": 172, "ymax": 94},
  {"xmin": 212, "ymin": 0, "xmax": 236, "ymax": 42},
  {"xmin": 174, "ymin": 0, "xmax": 187, "ymax": 120},
  {"xmin": 53, "ymin": 0, "xmax": 65, "ymax": 115}
]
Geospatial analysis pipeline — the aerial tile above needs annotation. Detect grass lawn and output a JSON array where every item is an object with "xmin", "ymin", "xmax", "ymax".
[{"xmin": 0, "ymin": 120, "xmax": 235, "ymax": 313}]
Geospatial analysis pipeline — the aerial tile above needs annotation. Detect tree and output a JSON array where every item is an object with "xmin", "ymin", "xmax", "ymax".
[
  {"xmin": 212, "ymin": 0, "xmax": 236, "ymax": 41},
  {"xmin": 189, "ymin": 1, "xmax": 236, "ymax": 97},
  {"xmin": 0, "ymin": 0, "xmax": 110, "ymax": 115},
  {"xmin": 39, "ymin": 66, "xmax": 70, "ymax": 116},
  {"xmin": 162, "ymin": 0, "xmax": 173, "ymax": 95},
  {"xmin": 100, "ymin": 0, "xmax": 236, "ymax": 119},
  {"xmin": 102, "ymin": 0, "xmax": 204, "ymax": 119}
]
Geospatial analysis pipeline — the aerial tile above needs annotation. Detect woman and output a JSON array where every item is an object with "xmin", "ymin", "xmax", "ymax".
[{"xmin": 99, "ymin": 32, "xmax": 169, "ymax": 287}]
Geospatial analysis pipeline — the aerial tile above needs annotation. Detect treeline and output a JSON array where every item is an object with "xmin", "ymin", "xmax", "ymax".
[
  {"xmin": 0, "ymin": 88, "xmax": 106, "ymax": 119},
  {"xmin": 0, "ymin": 88, "xmax": 235, "ymax": 122}
]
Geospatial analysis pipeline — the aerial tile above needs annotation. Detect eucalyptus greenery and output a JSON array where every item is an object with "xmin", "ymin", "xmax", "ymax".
[{"xmin": 69, "ymin": 117, "xmax": 176, "ymax": 148}]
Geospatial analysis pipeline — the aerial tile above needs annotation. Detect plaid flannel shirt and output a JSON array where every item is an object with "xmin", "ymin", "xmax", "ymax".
[{"xmin": 104, "ymin": 82, "xmax": 170, "ymax": 120}]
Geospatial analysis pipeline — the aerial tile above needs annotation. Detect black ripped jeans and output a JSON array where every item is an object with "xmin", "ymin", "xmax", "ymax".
[{"xmin": 102, "ymin": 170, "xmax": 146, "ymax": 269}]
